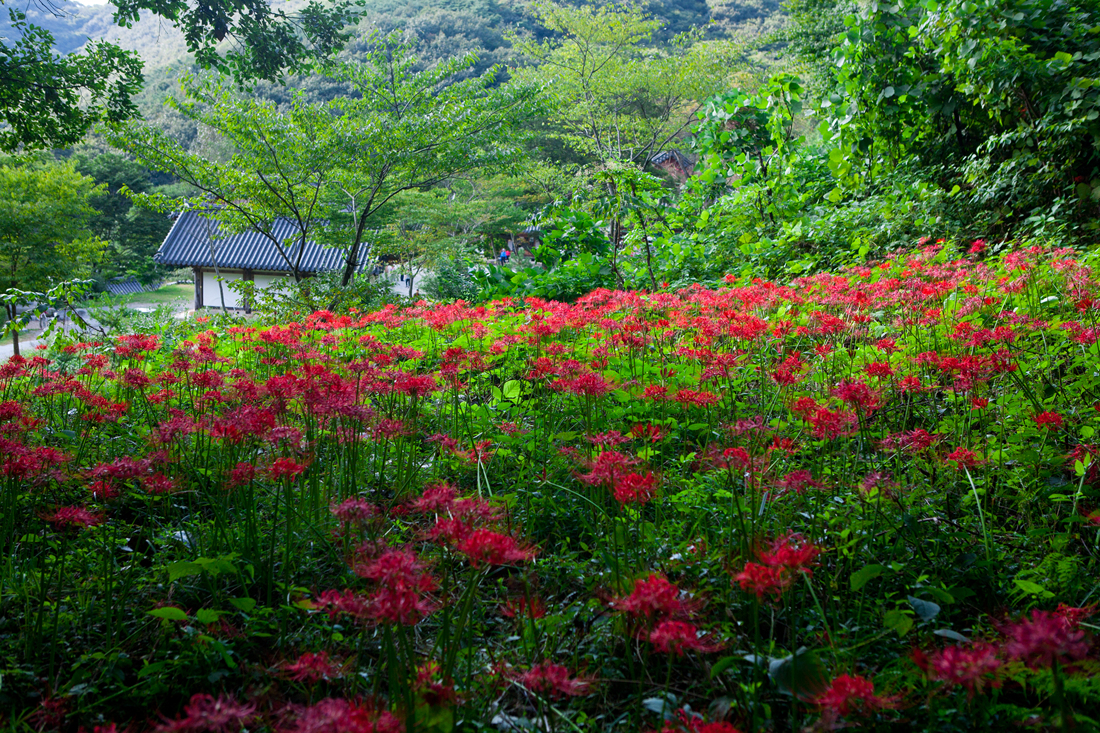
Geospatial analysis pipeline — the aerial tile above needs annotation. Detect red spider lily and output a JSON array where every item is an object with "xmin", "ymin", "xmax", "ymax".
[
  {"xmin": 281, "ymin": 651, "xmax": 345, "ymax": 683},
  {"xmin": 91, "ymin": 456, "xmax": 151, "ymax": 481},
  {"xmin": 613, "ymin": 472, "xmax": 657, "ymax": 505},
  {"xmin": 1054, "ymin": 603, "xmax": 1097, "ymax": 628},
  {"xmin": 156, "ymin": 693, "xmax": 256, "ymax": 733},
  {"xmin": 412, "ymin": 483, "xmax": 458, "ymax": 513},
  {"xmin": 550, "ymin": 371, "xmax": 612, "ymax": 396},
  {"xmin": 512, "ymin": 662, "xmax": 593, "ymax": 698},
  {"xmin": 89, "ymin": 479, "xmax": 119, "ymax": 501},
  {"xmin": 456, "ymin": 528, "xmax": 537, "ymax": 568},
  {"xmin": 882, "ymin": 428, "xmax": 943, "ymax": 454},
  {"xmin": 615, "ymin": 573, "xmax": 689, "ymax": 621},
  {"xmin": 651, "ymin": 708, "xmax": 743, "ymax": 733},
  {"xmin": 501, "ymin": 596, "xmax": 547, "ymax": 619},
  {"xmin": 268, "ymin": 457, "xmax": 309, "ymax": 479},
  {"xmin": 313, "ymin": 589, "xmax": 372, "ymax": 620},
  {"xmin": 331, "ymin": 498, "xmax": 379, "ymax": 528},
  {"xmin": 1034, "ymin": 411, "xmax": 1064, "ymax": 430},
  {"xmin": 772, "ymin": 354, "xmax": 808, "ymax": 386},
  {"xmin": 774, "ymin": 470, "xmax": 820, "ymax": 496},
  {"xmin": 643, "ymin": 385, "xmax": 669, "ymax": 401},
  {"xmin": 227, "ymin": 462, "xmax": 256, "ymax": 488},
  {"xmin": 673, "ymin": 389, "xmax": 720, "ymax": 408},
  {"xmin": 648, "ymin": 620, "xmax": 724, "ymax": 656},
  {"xmin": 144, "ymin": 474, "xmax": 179, "ymax": 495},
  {"xmin": 394, "ymin": 373, "xmax": 437, "ymax": 397},
  {"xmin": 914, "ymin": 642, "xmax": 1002, "ymax": 696},
  {"xmin": 733, "ymin": 562, "xmax": 790, "ymax": 599},
  {"xmin": 355, "ymin": 547, "xmax": 434, "ymax": 585},
  {"xmin": 575, "ymin": 450, "xmax": 638, "ymax": 487},
  {"xmin": 45, "ymin": 506, "xmax": 103, "ymax": 531},
  {"xmin": 811, "ymin": 673, "xmax": 899, "ymax": 717},
  {"xmin": 1001, "ymin": 609, "xmax": 1091, "ymax": 668},
  {"xmin": 278, "ymin": 698, "xmax": 403, "ymax": 733},
  {"xmin": 864, "ymin": 361, "xmax": 894, "ymax": 378},
  {"xmin": 833, "ymin": 380, "xmax": 880, "ymax": 412},
  {"xmin": 428, "ymin": 517, "xmax": 473, "ymax": 545},
  {"xmin": 756, "ymin": 533, "xmax": 821, "ymax": 576},
  {"xmin": 588, "ymin": 430, "xmax": 630, "ymax": 447},
  {"xmin": 630, "ymin": 423, "xmax": 664, "ymax": 442},
  {"xmin": 945, "ymin": 447, "xmax": 982, "ymax": 469}
]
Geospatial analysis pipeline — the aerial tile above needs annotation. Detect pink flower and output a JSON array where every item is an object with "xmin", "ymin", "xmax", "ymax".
[
  {"xmin": 649, "ymin": 620, "xmax": 723, "ymax": 656},
  {"xmin": 1034, "ymin": 411, "xmax": 1064, "ymax": 430},
  {"xmin": 945, "ymin": 447, "xmax": 982, "ymax": 469},
  {"xmin": 157, "ymin": 693, "xmax": 256, "ymax": 732},
  {"xmin": 269, "ymin": 457, "xmax": 308, "ymax": 479},
  {"xmin": 513, "ymin": 662, "xmax": 592, "ymax": 698},
  {"xmin": 616, "ymin": 573, "xmax": 688, "ymax": 620},
  {"xmin": 45, "ymin": 506, "xmax": 103, "ymax": 531},
  {"xmin": 279, "ymin": 697, "xmax": 403, "ymax": 733},
  {"xmin": 811, "ymin": 674, "xmax": 899, "ymax": 717},
  {"xmin": 456, "ymin": 528, "xmax": 537, "ymax": 568},
  {"xmin": 920, "ymin": 642, "xmax": 1002, "ymax": 695},
  {"xmin": 733, "ymin": 562, "xmax": 789, "ymax": 599},
  {"xmin": 1001, "ymin": 609, "xmax": 1091, "ymax": 668},
  {"xmin": 282, "ymin": 651, "xmax": 344, "ymax": 683},
  {"xmin": 756, "ymin": 533, "xmax": 821, "ymax": 576},
  {"xmin": 613, "ymin": 472, "xmax": 657, "ymax": 505}
]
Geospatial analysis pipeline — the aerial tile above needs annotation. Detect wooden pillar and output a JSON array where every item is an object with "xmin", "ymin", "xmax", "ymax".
[{"xmin": 193, "ymin": 267, "xmax": 203, "ymax": 310}]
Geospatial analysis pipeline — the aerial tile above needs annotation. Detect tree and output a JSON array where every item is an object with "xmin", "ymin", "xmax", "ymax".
[
  {"xmin": 819, "ymin": 0, "xmax": 1100, "ymax": 237},
  {"xmin": 72, "ymin": 150, "xmax": 175, "ymax": 284},
  {"xmin": 509, "ymin": 0, "xmax": 735, "ymax": 168},
  {"xmin": 0, "ymin": 0, "xmax": 360, "ymax": 152},
  {"xmin": 0, "ymin": 156, "xmax": 105, "ymax": 354},
  {"xmin": 108, "ymin": 34, "xmax": 542, "ymax": 289},
  {"xmin": 0, "ymin": 4, "xmax": 143, "ymax": 152}
]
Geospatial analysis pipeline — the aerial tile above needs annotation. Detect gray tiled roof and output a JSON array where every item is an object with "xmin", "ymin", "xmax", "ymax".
[
  {"xmin": 104, "ymin": 277, "xmax": 148, "ymax": 296},
  {"xmin": 154, "ymin": 211, "xmax": 368, "ymax": 273}
]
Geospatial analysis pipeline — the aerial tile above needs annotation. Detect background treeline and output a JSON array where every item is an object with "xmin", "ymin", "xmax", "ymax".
[{"xmin": 3, "ymin": 0, "xmax": 1097, "ymax": 307}]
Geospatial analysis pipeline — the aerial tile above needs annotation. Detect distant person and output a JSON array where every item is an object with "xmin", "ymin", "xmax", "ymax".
[
  {"xmin": 505, "ymin": 248, "xmax": 511, "ymax": 262},
  {"xmin": 499, "ymin": 249, "xmax": 507, "ymax": 266}
]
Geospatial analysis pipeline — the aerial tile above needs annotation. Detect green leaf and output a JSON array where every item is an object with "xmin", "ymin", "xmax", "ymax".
[
  {"xmin": 908, "ymin": 595, "xmax": 941, "ymax": 622},
  {"xmin": 166, "ymin": 561, "xmax": 203, "ymax": 582},
  {"xmin": 228, "ymin": 597, "xmax": 257, "ymax": 613},
  {"xmin": 194, "ymin": 608, "xmax": 224, "ymax": 624},
  {"xmin": 768, "ymin": 648, "xmax": 830, "ymax": 697},
  {"xmin": 710, "ymin": 655, "xmax": 739, "ymax": 678},
  {"xmin": 1013, "ymin": 579, "xmax": 1049, "ymax": 596},
  {"xmin": 884, "ymin": 609, "xmax": 913, "ymax": 636},
  {"xmin": 502, "ymin": 380, "xmax": 521, "ymax": 401},
  {"xmin": 147, "ymin": 606, "xmax": 188, "ymax": 621},
  {"xmin": 850, "ymin": 564, "xmax": 885, "ymax": 591}
]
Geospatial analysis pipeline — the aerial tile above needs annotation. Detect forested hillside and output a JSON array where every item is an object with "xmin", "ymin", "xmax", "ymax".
[{"xmin": 3, "ymin": 0, "xmax": 784, "ymax": 74}]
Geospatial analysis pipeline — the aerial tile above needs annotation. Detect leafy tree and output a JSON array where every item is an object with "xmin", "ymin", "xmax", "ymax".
[
  {"xmin": 0, "ymin": 156, "xmax": 105, "ymax": 353},
  {"xmin": 0, "ymin": 0, "xmax": 360, "ymax": 151},
  {"xmin": 820, "ymin": 0, "xmax": 1100, "ymax": 239},
  {"xmin": 510, "ymin": 0, "xmax": 734, "ymax": 168},
  {"xmin": 0, "ymin": 4, "xmax": 143, "ymax": 152},
  {"xmin": 72, "ymin": 151, "xmax": 174, "ymax": 285},
  {"xmin": 109, "ymin": 35, "xmax": 541, "ymax": 291}
]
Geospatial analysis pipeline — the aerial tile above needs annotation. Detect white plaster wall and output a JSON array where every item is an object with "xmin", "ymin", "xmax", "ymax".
[
  {"xmin": 253, "ymin": 273, "xmax": 293, "ymax": 298},
  {"xmin": 201, "ymin": 271, "xmax": 243, "ymax": 309}
]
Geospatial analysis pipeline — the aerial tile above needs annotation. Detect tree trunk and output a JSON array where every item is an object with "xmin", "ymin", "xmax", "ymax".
[{"xmin": 6, "ymin": 305, "xmax": 19, "ymax": 357}]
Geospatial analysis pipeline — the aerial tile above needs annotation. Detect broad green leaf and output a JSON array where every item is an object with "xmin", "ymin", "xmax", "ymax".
[
  {"xmin": 148, "ymin": 606, "xmax": 188, "ymax": 621},
  {"xmin": 850, "ymin": 564, "xmax": 885, "ymax": 591},
  {"xmin": 884, "ymin": 609, "xmax": 913, "ymax": 636}
]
